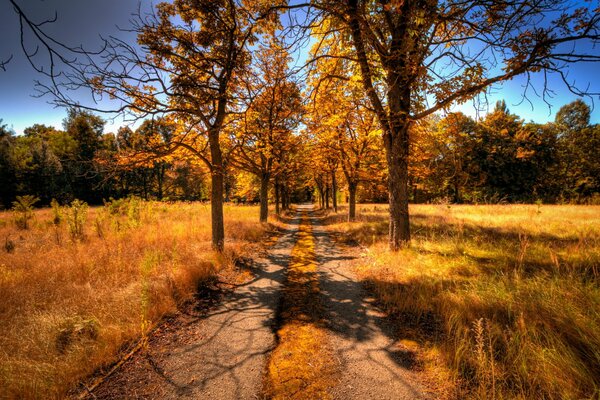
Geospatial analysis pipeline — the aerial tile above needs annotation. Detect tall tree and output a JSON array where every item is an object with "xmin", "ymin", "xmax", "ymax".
[
  {"xmin": 44, "ymin": 1, "xmax": 284, "ymax": 250},
  {"xmin": 231, "ymin": 41, "xmax": 303, "ymax": 222},
  {"xmin": 307, "ymin": 0, "xmax": 600, "ymax": 249}
]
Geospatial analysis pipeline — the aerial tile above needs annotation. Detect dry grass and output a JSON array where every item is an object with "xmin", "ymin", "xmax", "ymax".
[
  {"xmin": 326, "ymin": 204, "xmax": 600, "ymax": 399},
  {"xmin": 0, "ymin": 201, "xmax": 268, "ymax": 399},
  {"xmin": 264, "ymin": 215, "xmax": 337, "ymax": 399}
]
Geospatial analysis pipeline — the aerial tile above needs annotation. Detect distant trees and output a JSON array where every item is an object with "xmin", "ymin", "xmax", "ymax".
[
  {"xmin": 408, "ymin": 100, "xmax": 599, "ymax": 204},
  {"xmin": 554, "ymin": 100, "xmax": 600, "ymax": 199},
  {"xmin": 231, "ymin": 41, "xmax": 304, "ymax": 222},
  {"xmin": 306, "ymin": 30, "xmax": 384, "ymax": 220},
  {"xmin": 0, "ymin": 112, "xmax": 210, "ymax": 209}
]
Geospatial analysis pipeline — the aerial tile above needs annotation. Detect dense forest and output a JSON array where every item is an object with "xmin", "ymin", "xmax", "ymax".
[{"xmin": 1, "ymin": 99, "xmax": 598, "ymax": 209}]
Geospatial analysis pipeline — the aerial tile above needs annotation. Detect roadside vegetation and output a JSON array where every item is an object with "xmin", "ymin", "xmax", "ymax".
[
  {"xmin": 326, "ymin": 203, "xmax": 600, "ymax": 399},
  {"xmin": 0, "ymin": 200, "xmax": 267, "ymax": 399}
]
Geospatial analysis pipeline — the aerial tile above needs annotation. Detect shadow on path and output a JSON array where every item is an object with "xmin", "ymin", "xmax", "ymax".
[
  {"xmin": 302, "ymin": 204, "xmax": 429, "ymax": 400},
  {"xmin": 91, "ymin": 214, "xmax": 301, "ymax": 400}
]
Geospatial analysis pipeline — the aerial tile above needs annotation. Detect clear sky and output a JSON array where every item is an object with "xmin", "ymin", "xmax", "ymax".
[{"xmin": 1, "ymin": 0, "xmax": 598, "ymax": 135}]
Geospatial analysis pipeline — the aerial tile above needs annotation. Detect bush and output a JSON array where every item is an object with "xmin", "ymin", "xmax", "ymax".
[
  {"xmin": 12, "ymin": 195, "xmax": 39, "ymax": 229},
  {"xmin": 65, "ymin": 199, "xmax": 88, "ymax": 241}
]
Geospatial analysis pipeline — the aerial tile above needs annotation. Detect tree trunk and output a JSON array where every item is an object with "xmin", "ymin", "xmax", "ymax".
[
  {"xmin": 384, "ymin": 120, "xmax": 411, "ymax": 251},
  {"xmin": 454, "ymin": 181, "xmax": 461, "ymax": 203},
  {"xmin": 281, "ymin": 185, "xmax": 288, "ymax": 211},
  {"xmin": 325, "ymin": 185, "xmax": 330, "ymax": 209},
  {"xmin": 332, "ymin": 170, "xmax": 338, "ymax": 212},
  {"xmin": 259, "ymin": 173, "xmax": 269, "ymax": 222},
  {"xmin": 209, "ymin": 131, "xmax": 225, "ymax": 252},
  {"xmin": 275, "ymin": 181, "xmax": 280, "ymax": 215},
  {"xmin": 346, "ymin": 1, "xmax": 411, "ymax": 250},
  {"xmin": 348, "ymin": 182, "xmax": 357, "ymax": 222},
  {"xmin": 157, "ymin": 164, "xmax": 164, "ymax": 200}
]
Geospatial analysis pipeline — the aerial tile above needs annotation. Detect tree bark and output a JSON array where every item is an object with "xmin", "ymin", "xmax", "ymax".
[
  {"xmin": 325, "ymin": 185, "xmax": 330, "ymax": 209},
  {"xmin": 332, "ymin": 170, "xmax": 338, "ymax": 212},
  {"xmin": 275, "ymin": 180, "xmax": 280, "ymax": 215},
  {"xmin": 348, "ymin": 181, "xmax": 357, "ymax": 222},
  {"xmin": 209, "ymin": 130, "xmax": 225, "ymax": 252},
  {"xmin": 259, "ymin": 173, "xmax": 269, "ymax": 222},
  {"xmin": 281, "ymin": 185, "xmax": 288, "ymax": 211},
  {"xmin": 384, "ymin": 114, "xmax": 411, "ymax": 250}
]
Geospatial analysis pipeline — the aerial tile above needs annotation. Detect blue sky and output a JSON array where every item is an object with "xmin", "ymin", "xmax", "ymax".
[{"xmin": 1, "ymin": 0, "xmax": 599, "ymax": 135}]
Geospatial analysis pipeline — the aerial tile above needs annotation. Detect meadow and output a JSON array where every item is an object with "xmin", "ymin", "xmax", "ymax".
[
  {"xmin": 326, "ymin": 204, "xmax": 600, "ymax": 399},
  {"xmin": 0, "ymin": 200, "xmax": 267, "ymax": 399}
]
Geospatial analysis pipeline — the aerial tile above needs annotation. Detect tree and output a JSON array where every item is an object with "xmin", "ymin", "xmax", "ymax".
[
  {"xmin": 42, "ymin": 1, "xmax": 285, "ymax": 251},
  {"xmin": 307, "ymin": 0, "xmax": 600, "ymax": 249},
  {"xmin": 555, "ymin": 100, "xmax": 600, "ymax": 198},
  {"xmin": 0, "ymin": 121, "xmax": 17, "ymax": 208},
  {"xmin": 306, "ymin": 26, "xmax": 385, "ymax": 219},
  {"xmin": 231, "ymin": 41, "xmax": 303, "ymax": 222}
]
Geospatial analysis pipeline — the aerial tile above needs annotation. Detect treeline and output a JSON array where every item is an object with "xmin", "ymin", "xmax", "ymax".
[
  {"xmin": 411, "ymin": 100, "xmax": 600, "ymax": 203},
  {"xmin": 308, "ymin": 98, "xmax": 600, "ymax": 209},
  {"xmin": 0, "ymin": 109, "xmax": 209, "ymax": 208},
  {"xmin": 1, "ymin": 99, "xmax": 599, "ymax": 210}
]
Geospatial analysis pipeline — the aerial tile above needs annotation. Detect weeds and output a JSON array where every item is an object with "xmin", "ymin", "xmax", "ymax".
[
  {"xmin": 65, "ymin": 199, "xmax": 88, "ymax": 241},
  {"xmin": 51, "ymin": 199, "xmax": 62, "ymax": 226},
  {"xmin": 0, "ymin": 202, "xmax": 267, "ymax": 398},
  {"xmin": 4, "ymin": 236, "xmax": 15, "ymax": 253}
]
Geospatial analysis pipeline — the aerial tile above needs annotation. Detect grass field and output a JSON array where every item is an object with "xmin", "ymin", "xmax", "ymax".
[
  {"xmin": 0, "ymin": 200, "xmax": 267, "ymax": 399},
  {"xmin": 326, "ymin": 204, "xmax": 600, "ymax": 399}
]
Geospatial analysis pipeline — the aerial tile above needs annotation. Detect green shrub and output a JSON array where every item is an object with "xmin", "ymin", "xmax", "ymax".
[
  {"xmin": 12, "ymin": 195, "xmax": 39, "ymax": 229},
  {"xmin": 65, "ymin": 199, "xmax": 88, "ymax": 241}
]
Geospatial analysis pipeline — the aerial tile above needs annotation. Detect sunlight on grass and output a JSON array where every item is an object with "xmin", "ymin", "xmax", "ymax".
[
  {"xmin": 327, "ymin": 204, "xmax": 600, "ymax": 399},
  {"xmin": 0, "ymin": 201, "xmax": 267, "ymax": 399},
  {"xmin": 264, "ymin": 215, "xmax": 337, "ymax": 400}
]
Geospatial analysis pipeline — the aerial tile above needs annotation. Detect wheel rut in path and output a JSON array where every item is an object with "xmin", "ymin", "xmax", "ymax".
[
  {"xmin": 308, "ymin": 204, "xmax": 430, "ymax": 400},
  {"xmin": 88, "ymin": 212, "xmax": 301, "ymax": 399}
]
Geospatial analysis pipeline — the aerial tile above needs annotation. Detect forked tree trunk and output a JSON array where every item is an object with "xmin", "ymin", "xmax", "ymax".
[
  {"xmin": 259, "ymin": 173, "xmax": 269, "ymax": 222},
  {"xmin": 209, "ymin": 131, "xmax": 225, "ymax": 252},
  {"xmin": 348, "ymin": 181, "xmax": 357, "ymax": 222},
  {"xmin": 332, "ymin": 171, "xmax": 338, "ymax": 212}
]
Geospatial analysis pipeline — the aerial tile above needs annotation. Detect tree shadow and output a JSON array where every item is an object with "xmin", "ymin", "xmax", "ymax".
[
  {"xmin": 310, "ymin": 211, "xmax": 430, "ymax": 399},
  {"xmin": 92, "ymin": 214, "xmax": 302, "ymax": 399}
]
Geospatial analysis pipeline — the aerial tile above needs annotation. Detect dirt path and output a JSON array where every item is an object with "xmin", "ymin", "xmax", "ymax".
[
  {"xmin": 89, "ymin": 213, "xmax": 300, "ymax": 399},
  {"xmin": 307, "ymin": 205, "xmax": 430, "ymax": 400},
  {"xmin": 84, "ymin": 206, "xmax": 430, "ymax": 399}
]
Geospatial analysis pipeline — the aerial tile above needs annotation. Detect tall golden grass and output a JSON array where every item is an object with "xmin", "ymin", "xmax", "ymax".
[
  {"xmin": 326, "ymin": 204, "xmax": 600, "ymax": 399},
  {"xmin": 0, "ymin": 201, "xmax": 267, "ymax": 399}
]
